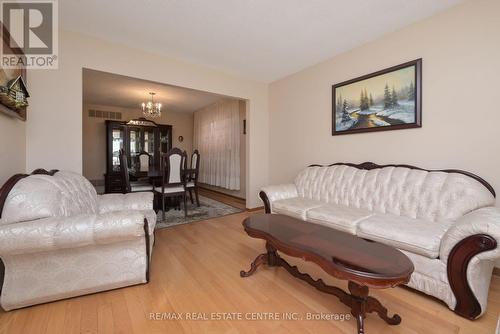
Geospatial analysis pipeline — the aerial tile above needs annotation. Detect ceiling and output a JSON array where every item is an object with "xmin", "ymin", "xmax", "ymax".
[
  {"xmin": 62, "ymin": 0, "xmax": 463, "ymax": 82},
  {"xmin": 82, "ymin": 69, "xmax": 228, "ymax": 112}
]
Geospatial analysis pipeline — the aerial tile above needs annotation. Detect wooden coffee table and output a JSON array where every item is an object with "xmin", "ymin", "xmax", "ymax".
[{"xmin": 240, "ymin": 213, "xmax": 414, "ymax": 334}]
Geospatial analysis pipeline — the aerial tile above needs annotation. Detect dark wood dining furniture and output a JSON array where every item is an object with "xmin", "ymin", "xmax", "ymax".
[
  {"xmin": 240, "ymin": 213, "xmax": 414, "ymax": 334},
  {"xmin": 129, "ymin": 167, "xmax": 196, "ymax": 185},
  {"xmin": 104, "ymin": 118, "xmax": 172, "ymax": 193},
  {"xmin": 129, "ymin": 166, "xmax": 162, "ymax": 180},
  {"xmin": 154, "ymin": 148, "xmax": 189, "ymax": 220},
  {"xmin": 129, "ymin": 165, "xmax": 196, "ymax": 212},
  {"xmin": 119, "ymin": 150, "xmax": 153, "ymax": 193},
  {"xmin": 186, "ymin": 149, "xmax": 200, "ymax": 207}
]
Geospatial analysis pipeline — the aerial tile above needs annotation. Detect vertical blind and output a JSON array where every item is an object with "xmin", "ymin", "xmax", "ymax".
[{"xmin": 193, "ymin": 99, "xmax": 240, "ymax": 190}]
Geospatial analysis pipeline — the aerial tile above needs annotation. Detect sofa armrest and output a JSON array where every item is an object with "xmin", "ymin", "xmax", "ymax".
[
  {"xmin": 98, "ymin": 192, "xmax": 153, "ymax": 214},
  {"xmin": 440, "ymin": 207, "xmax": 500, "ymax": 262},
  {"xmin": 260, "ymin": 184, "xmax": 298, "ymax": 213},
  {"xmin": 439, "ymin": 206, "xmax": 500, "ymax": 319},
  {"xmin": 0, "ymin": 211, "xmax": 147, "ymax": 256}
]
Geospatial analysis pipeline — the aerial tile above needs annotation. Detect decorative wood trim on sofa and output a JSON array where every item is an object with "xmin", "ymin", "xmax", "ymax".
[
  {"xmin": 143, "ymin": 218, "xmax": 151, "ymax": 282},
  {"xmin": 259, "ymin": 191, "xmax": 271, "ymax": 214},
  {"xmin": 260, "ymin": 161, "xmax": 497, "ymax": 320},
  {"xmin": 0, "ymin": 169, "xmax": 58, "ymax": 297},
  {"xmin": 308, "ymin": 162, "xmax": 495, "ymax": 197},
  {"xmin": 0, "ymin": 169, "xmax": 153, "ymax": 302},
  {"xmin": 0, "ymin": 169, "xmax": 58, "ymax": 219},
  {"xmin": 0, "ymin": 259, "xmax": 3, "ymax": 297},
  {"xmin": 447, "ymin": 234, "xmax": 497, "ymax": 319}
]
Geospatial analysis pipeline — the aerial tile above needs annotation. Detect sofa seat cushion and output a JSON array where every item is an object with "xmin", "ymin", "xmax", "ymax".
[
  {"xmin": 357, "ymin": 214, "xmax": 454, "ymax": 258},
  {"xmin": 272, "ymin": 197, "xmax": 323, "ymax": 220},
  {"xmin": 306, "ymin": 204, "xmax": 373, "ymax": 234}
]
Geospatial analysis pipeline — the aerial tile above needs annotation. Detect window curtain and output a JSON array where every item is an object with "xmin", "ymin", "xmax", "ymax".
[{"xmin": 193, "ymin": 99, "xmax": 240, "ymax": 190}]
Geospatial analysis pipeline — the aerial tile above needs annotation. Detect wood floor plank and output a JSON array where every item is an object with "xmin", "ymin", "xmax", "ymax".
[
  {"xmin": 62, "ymin": 299, "xmax": 82, "ymax": 334},
  {"xmin": 0, "ymin": 205, "xmax": 499, "ymax": 333}
]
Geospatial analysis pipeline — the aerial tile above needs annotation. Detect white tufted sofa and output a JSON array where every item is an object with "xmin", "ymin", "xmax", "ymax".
[
  {"xmin": 0, "ymin": 170, "xmax": 156, "ymax": 311},
  {"xmin": 260, "ymin": 163, "xmax": 500, "ymax": 319}
]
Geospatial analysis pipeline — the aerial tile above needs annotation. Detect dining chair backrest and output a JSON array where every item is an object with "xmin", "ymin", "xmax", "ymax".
[
  {"xmin": 182, "ymin": 150, "xmax": 188, "ymax": 172},
  {"xmin": 138, "ymin": 151, "xmax": 151, "ymax": 172},
  {"xmin": 161, "ymin": 148, "xmax": 186, "ymax": 186},
  {"xmin": 190, "ymin": 149, "xmax": 200, "ymax": 183},
  {"xmin": 191, "ymin": 150, "xmax": 200, "ymax": 171},
  {"xmin": 119, "ymin": 150, "xmax": 131, "ymax": 193}
]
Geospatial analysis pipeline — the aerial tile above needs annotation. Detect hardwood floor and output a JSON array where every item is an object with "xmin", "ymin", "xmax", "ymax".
[
  {"xmin": 1, "ymin": 211, "xmax": 499, "ymax": 334},
  {"xmin": 198, "ymin": 187, "xmax": 246, "ymax": 210}
]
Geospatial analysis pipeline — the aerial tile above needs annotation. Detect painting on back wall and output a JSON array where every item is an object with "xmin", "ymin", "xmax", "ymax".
[{"xmin": 332, "ymin": 59, "xmax": 422, "ymax": 135}]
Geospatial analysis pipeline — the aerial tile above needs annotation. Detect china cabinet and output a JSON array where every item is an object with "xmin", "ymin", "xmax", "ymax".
[{"xmin": 104, "ymin": 118, "xmax": 172, "ymax": 193}]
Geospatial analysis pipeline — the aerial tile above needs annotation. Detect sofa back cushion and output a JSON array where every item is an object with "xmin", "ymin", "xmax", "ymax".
[
  {"xmin": 294, "ymin": 165, "xmax": 494, "ymax": 221},
  {"xmin": 1, "ymin": 171, "xmax": 98, "ymax": 225}
]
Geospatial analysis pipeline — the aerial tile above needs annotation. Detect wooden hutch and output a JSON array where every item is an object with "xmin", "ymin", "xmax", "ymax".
[{"xmin": 104, "ymin": 118, "xmax": 172, "ymax": 193}]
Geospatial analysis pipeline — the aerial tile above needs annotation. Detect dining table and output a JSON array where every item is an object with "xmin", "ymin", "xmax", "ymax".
[
  {"xmin": 128, "ymin": 167, "xmax": 197, "ymax": 211},
  {"xmin": 129, "ymin": 167, "xmax": 196, "ymax": 184}
]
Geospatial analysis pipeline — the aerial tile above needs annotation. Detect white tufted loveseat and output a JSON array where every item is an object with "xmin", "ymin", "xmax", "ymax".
[
  {"xmin": 0, "ymin": 170, "xmax": 156, "ymax": 311},
  {"xmin": 260, "ymin": 162, "xmax": 500, "ymax": 319}
]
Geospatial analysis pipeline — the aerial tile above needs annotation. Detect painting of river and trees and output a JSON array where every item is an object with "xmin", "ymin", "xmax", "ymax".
[{"xmin": 332, "ymin": 59, "xmax": 421, "ymax": 135}]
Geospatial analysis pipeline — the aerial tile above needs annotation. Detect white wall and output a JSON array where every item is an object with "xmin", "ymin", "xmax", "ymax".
[
  {"xmin": 0, "ymin": 114, "xmax": 25, "ymax": 184},
  {"xmin": 269, "ymin": 0, "xmax": 500, "ymax": 207},
  {"xmin": 27, "ymin": 30, "xmax": 268, "ymax": 208}
]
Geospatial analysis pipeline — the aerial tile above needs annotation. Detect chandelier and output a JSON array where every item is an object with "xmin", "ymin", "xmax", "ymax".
[{"xmin": 141, "ymin": 92, "xmax": 162, "ymax": 118}]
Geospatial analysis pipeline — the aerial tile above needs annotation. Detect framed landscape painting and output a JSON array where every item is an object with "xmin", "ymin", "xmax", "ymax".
[{"xmin": 332, "ymin": 59, "xmax": 421, "ymax": 135}]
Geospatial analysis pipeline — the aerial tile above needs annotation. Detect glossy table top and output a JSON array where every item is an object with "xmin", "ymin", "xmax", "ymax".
[
  {"xmin": 129, "ymin": 168, "xmax": 196, "ymax": 179},
  {"xmin": 243, "ymin": 213, "xmax": 414, "ymax": 287}
]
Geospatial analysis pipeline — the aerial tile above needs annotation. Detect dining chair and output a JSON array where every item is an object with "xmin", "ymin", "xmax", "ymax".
[
  {"xmin": 119, "ymin": 150, "xmax": 153, "ymax": 193},
  {"xmin": 138, "ymin": 151, "xmax": 151, "ymax": 172},
  {"xmin": 186, "ymin": 149, "xmax": 200, "ymax": 207},
  {"xmin": 154, "ymin": 148, "xmax": 188, "ymax": 221}
]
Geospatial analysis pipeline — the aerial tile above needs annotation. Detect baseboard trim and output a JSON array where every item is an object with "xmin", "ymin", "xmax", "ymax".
[
  {"xmin": 198, "ymin": 186, "xmax": 245, "ymax": 201},
  {"xmin": 246, "ymin": 206, "xmax": 264, "ymax": 212},
  {"xmin": 494, "ymin": 267, "xmax": 500, "ymax": 277},
  {"xmin": 89, "ymin": 179, "xmax": 105, "ymax": 186}
]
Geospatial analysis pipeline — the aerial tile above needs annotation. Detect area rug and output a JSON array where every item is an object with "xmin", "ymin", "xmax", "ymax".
[{"xmin": 155, "ymin": 195, "xmax": 243, "ymax": 229}]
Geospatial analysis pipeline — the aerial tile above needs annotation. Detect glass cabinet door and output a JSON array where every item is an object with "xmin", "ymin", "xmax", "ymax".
[
  {"xmin": 129, "ymin": 127, "xmax": 141, "ymax": 170},
  {"xmin": 144, "ymin": 128, "xmax": 156, "ymax": 162},
  {"xmin": 111, "ymin": 128, "xmax": 124, "ymax": 172},
  {"xmin": 160, "ymin": 128, "xmax": 170, "ymax": 154},
  {"xmin": 106, "ymin": 121, "xmax": 171, "ymax": 181}
]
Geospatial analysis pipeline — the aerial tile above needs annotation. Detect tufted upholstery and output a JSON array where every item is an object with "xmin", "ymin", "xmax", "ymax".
[
  {"xmin": 295, "ymin": 165, "xmax": 494, "ymax": 221},
  {"xmin": 0, "ymin": 171, "xmax": 156, "ymax": 311},
  {"xmin": 1, "ymin": 171, "xmax": 99, "ymax": 225},
  {"xmin": 261, "ymin": 164, "xmax": 500, "ymax": 318},
  {"xmin": 98, "ymin": 192, "xmax": 154, "ymax": 214}
]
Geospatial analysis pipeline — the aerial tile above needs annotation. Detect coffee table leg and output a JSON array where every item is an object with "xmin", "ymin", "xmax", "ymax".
[
  {"xmin": 240, "ymin": 253, "xmax": 267, "ymax": 277},
  {"xmin": 265, "ymin": 242, "xmax": 279, "ymax": 266},
  {"xmin": 365, "ymin": 295, "xmax": 401, "ymax": 325},
  {"xmin": 240, "ymin": 242, "xmax": 279, "ymax": 278},
  {"xmin": 348, "ymin": 281, "xmax": 402, "ymax": 333},
  {"xmin": 348, "ymin": 281, "xmax": 368, "ymax": 334}
]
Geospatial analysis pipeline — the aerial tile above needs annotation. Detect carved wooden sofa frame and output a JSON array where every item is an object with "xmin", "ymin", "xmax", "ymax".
[
  {"xmin": 259, "ymin": 162, "xmax": 497, "ymax": 320},
  {"xmin": 0, "ymin": 169, "xmax": 152, "ymax": 304}
]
